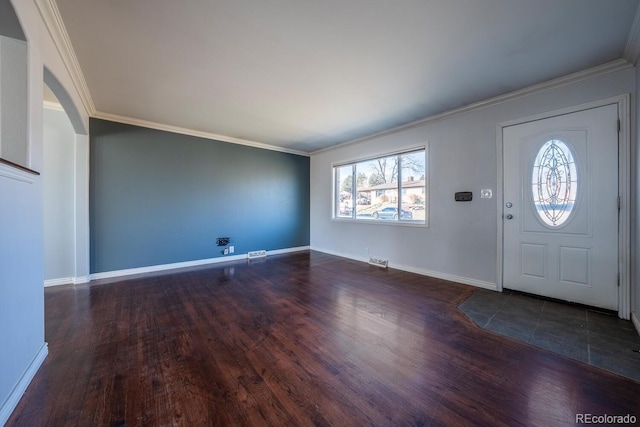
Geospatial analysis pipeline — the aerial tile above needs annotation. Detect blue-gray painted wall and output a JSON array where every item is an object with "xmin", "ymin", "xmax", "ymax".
[{"xmin": 90, "ymin": 118, "xmax": 310, "ymax": 273}]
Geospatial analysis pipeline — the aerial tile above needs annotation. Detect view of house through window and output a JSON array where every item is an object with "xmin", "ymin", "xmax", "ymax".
[{"xmin": 334, "ymin": 147, "xmax": 427, "ymax": 224}]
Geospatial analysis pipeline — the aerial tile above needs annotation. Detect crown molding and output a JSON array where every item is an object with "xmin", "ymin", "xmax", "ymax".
[
  {"xmin": 32, "ymin": 0, "xmax": 636, "ymax": 158},
  {"xmin": 43, "ymin": 100, "xmax": 64, "ymax": 112},
  {"xmin": 35, "ymin": 0, "xmax": 308, "ymax": 157},
  {"xmin": 92, "ymin": 111, "xmax": 310, "ymax": 157},
  {"xmin": 624, "ymin": 2, "xmax": 640, "ymax": 65},
  {"xmin": 35, "ymin": 0, "xmax": 95, "ymax": 116},
  {"xmin": 311, "ymin": 59, "xmax": 633, "ymax": 156}
]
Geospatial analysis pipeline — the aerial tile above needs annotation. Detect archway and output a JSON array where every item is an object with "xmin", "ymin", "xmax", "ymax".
[{"xmin": 43, "ymin": 68, "xmax": 90, "ymax": 284}]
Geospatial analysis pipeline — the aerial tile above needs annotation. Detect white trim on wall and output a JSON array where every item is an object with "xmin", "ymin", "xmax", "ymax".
[
  {"xmin": 623, "ymin": 2, "xmax": 640, "ymax": 65},
  {"xmin": 312, "ymin": 247, "xmax": 497, "ymax": 291},
  {"xmin": 617, "ymin": 95, "xmax": 632, "ymax": 320},
  {"xmin": 89, "ymin": 246, "xmax": 311, "ymax": 282},
  {"xmin": 0, "ymin": 343, "xmax": 48, "ymax": 427},
  {"xmin": 0, "ymin": 162, "xmax": 35, "ymax": 184},
  {"xmin": 73, "ymin": 134, "xmax": 90, "ymax": 282},
  {"xmin": 392, "ymin": 263, "xmax": 497, "ymax": 291},
  {"xmin": 35, "ymin": 0, "xmax": 309, "ymax": 157},
  {"xmin": 43, "ymin": 276, "xmax": 90, "ymax": 287},
  {"xmin": 34, "ymin": 0, "xmax": 636, "ymax": 161},
  {"xmin": 44, "ymin": 277, "xmax": 73, "ymax": 287},
  {"xmin": 495, "ymin": 94, "xmax": 632, "ymax": 320},
  {"xmin": 34, "ymin": 0, "xmax": 94, "ymax": 115},
  {"xmin": 43, "ymin": 100, "xmax": 64, "ymax": 112},
  {"xmin": 632, "ymin": 312, "xmax": 640, "ymax": 337},
  {"xmin": 91, "ymin": 112, "xmax": 310, "ymax": 157},
  {"xmin": 312, "ymin": 60, "xmax": 632, "ymax": 156}
]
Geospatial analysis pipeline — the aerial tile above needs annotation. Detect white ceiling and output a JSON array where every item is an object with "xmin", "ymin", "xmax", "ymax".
[{"xmin": 54, "ymin": 0, "xmax": 640, "ymax": 154}]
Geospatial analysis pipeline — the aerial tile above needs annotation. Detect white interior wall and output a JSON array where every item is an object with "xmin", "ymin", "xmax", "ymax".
[
  {"xmin": 0, "ymin": 38, "xmax": 44, "ymax": 427},
  {"xmin": 43, "ymin": 106, "xmax": 75, "ymax": 283},
  {"xmin": 0, "ymin": 35, "xmax": 27, "ymax": 166},
  {"xmin": 0, "ymin": 0, "xmax": 90, "ymax": 424},
  {"xmin": 1, "ymin": 3, "xmax": 638, "ymax": 425},
  {"xmin": 311, "ymin": 66, "xmax": 636, "ymax": 297}
]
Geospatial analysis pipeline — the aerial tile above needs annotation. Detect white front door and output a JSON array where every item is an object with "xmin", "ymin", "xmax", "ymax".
[{"xmin": 503, "ymin": 104, "xmax": 619, "ymax": 310}]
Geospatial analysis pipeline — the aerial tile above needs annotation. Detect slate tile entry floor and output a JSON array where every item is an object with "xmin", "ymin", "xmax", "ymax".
[{"xmin": 458, "ymin": 289, "xmax": 640, "ymax": 382}]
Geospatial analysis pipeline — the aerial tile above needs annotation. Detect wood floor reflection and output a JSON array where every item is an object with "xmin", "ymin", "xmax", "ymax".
[{"xmin": 7, "ymin": 251, "xmax": 640, "ymax": 426}]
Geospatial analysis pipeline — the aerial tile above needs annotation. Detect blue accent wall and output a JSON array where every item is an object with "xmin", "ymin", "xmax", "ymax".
[{"xmin": 90, "ymin": 118, "xmax": 310, "ymax": 273}]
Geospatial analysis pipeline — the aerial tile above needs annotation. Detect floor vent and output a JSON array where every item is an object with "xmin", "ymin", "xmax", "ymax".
[
  {"xmin": 368, "ymin": 257, "xmax": 388, "ymax": 268},
  {"xmin": 247, "ymin": 250, "xmax": 267, "ymax": 259}
]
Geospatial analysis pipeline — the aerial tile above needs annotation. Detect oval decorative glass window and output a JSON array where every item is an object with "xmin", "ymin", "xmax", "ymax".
[{"xmin": 531, "ymin": 139, "xmax": 577, "ymax": 227}]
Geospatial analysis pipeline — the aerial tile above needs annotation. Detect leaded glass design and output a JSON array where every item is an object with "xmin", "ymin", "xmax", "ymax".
[{"xmin": 531, "ymin": 139, "xmax": 577, "ymax": 227}]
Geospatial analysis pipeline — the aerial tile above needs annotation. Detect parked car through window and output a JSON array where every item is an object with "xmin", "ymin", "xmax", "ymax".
[{"xmin": 332, "ymin": 147, "xmax": 427, "ymax": 225}]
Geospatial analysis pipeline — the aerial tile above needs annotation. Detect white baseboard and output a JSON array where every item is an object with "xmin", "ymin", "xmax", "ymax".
[
  {"xmin": 89, "ymin": 246, "xmax": 311, "ymax": 282},
  {"xmin": 312, "ymin": 247, "xmax": 370, "ymax": 263},
  {"xmin": 312, "ymin": 247, "xmax": 497, "ymax": 291},
  {"xmin": 632, "ymin": 312, "xmax": 640, "ymax": 337},
  {"xmin": 263, "ymin": 246, "xmax": 311, "ymax": 256},
  {"xmin": 392, "ymin": 262, "xmax": 498, "ymax": 291},
  {"xmin": 44, "ymin": 276, "xmax": 91, "ymax": 287},
  {"xmin": 73, "ymin": 276, "xmax": 90, "ymax": 285},
  {"xmin": 0, "ymin": 343, "xmax": 48, "ymax": 426},
  {"xmin": 44, "ymin": 277, "xmax": 73, "ymax": 287}
]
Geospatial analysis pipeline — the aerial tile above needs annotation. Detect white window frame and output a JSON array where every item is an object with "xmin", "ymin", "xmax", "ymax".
[{"xmin": 332, "ymin": 145, "xmax": 428, "ymax": 227}]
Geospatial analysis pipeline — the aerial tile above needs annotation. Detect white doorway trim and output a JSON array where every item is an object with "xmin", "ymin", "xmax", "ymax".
[
  {"xmin": 496, "ymin": 94, "xmax": 631, "ymax": 319},
  {"xmin": 43, "ymin": 68, "xmax": 90, "ymax": 285}
]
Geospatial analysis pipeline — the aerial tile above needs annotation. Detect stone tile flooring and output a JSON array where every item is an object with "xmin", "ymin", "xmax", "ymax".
[{"xmin": 458, "ymin": 288, "xmax": 640, "ymax": 381}]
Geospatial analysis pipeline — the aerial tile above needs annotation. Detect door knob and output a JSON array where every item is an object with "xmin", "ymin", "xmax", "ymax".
[{"xmin": 505, "ymin": 214, "xmax": 513, "ymax": 220}]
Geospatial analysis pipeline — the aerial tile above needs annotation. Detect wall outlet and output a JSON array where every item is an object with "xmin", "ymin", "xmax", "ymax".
[
  {"xmin": 223, "ymin": 248, "xmax": 229, "ymax": 255},
  {"xmin": 229, "ymin": 246, "xmax": 234, "ymax": 254}
]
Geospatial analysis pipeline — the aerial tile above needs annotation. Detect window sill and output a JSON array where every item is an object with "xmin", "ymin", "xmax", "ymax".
[{"xmin": 331, "ymin": 217, "xmax": 428, "ymax": 228}]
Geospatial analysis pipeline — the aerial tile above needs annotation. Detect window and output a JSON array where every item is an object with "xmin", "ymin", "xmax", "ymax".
[
  {"xmin": 333, "ymin": 147, "xmax": 427, "ymax": 225},
  {"xmin": 531, "ymin": 139, "xmax": 577, "ymax": 227}
]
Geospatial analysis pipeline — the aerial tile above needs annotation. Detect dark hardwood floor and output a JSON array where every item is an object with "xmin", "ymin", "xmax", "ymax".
[{"xmin": 7, "ymin": 251, "xmax": 640, "ymax": 426}]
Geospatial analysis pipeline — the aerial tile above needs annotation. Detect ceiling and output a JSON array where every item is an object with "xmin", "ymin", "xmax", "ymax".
[{"xmin": 53, "ymin": 0, "xmax": 640, "ymax": 154}]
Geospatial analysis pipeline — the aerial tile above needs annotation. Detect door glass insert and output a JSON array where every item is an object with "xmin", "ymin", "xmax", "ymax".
[{"xmin": 531, "ymin": 139, "xmax": 577, "ymax": 227}]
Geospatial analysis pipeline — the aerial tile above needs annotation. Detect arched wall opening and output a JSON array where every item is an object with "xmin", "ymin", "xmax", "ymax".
[
  {"xmin": 0, "ymin": 0, "xmax": 46, "ymax": 423},
  {"xmin": 43, "ymin": 84, "xmax": 75, "ymax": 284},
  {"xmin": 43, "ymin": 68, "xmax": 90, "ymax": 284}
]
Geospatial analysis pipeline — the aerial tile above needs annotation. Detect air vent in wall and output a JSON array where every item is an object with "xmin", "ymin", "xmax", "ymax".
[
  {"xmin": 368, "ymin": 257, "xmax": 388, "ymax": 268},
  {"xmin": 247, "ymin": 250, "xmax": 267, "ymax": 259}
]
